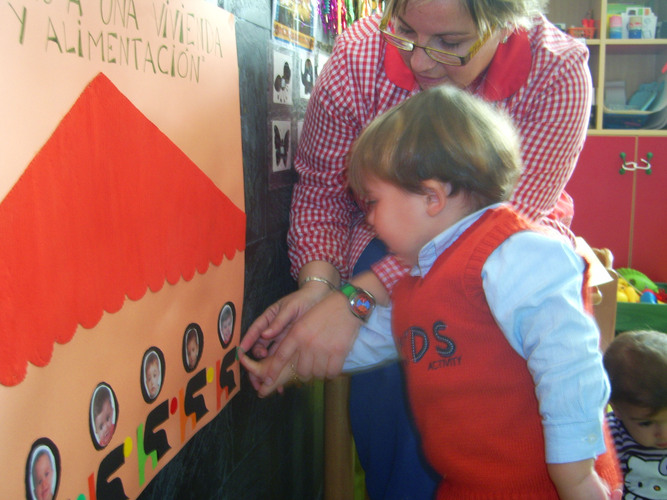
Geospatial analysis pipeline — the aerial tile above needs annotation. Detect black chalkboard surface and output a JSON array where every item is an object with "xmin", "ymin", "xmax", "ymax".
[{"xmin": 138, "ymin": 2, "xmax": 325, "ymax": 497}]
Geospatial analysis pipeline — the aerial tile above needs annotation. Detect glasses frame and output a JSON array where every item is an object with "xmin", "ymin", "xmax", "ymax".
[{"xmin": 379, "ymin": 17, "xmax": 491, "ymax": 67}]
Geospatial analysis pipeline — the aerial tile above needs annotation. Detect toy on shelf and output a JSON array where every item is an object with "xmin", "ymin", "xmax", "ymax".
[
  {"xmin": 640, "ymin": 289, "xmax": 658, "ymax": 304},
  {"xmin": 617, "ymin": 276, "xmax": 641, "ymax": 303},
  {"xmin": 616, "ymin": 268, "xmax": 665, "ymax": 304},
  {"xmin": 568, "ymin": 26, "xmax": 596, "ymax": 39},
  {"xmin": 617, "ymin": 268, "xmax": 658, "ymax": 293},
  {"xmin": 614, "ymin": 268, "xmax": 667, "ymax": 333},
  {"xmin": 568, "ymin": 11, "xmax": 596, "ymax": 39}
]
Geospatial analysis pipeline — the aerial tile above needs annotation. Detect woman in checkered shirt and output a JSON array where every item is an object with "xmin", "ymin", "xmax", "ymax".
[{"xmin": 241, "ymin": 1, "xmax": 592, "ymax": 497}]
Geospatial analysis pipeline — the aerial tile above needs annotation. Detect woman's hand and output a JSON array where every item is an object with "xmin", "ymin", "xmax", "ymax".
[
  {"xmin": 241, "ymin": 267, "xmax": 389, "ymax": 397},
  {"xmin": 240, "ymin": 260, "xmax": 342, "ymax": 391},
  {"xmin": 239, "ymin": 283, "xmax": 331, "ymax": 390},
  {"xmin": 238, "ymin": 347, "xmax": 305, "ymax": 396},
  {"xmin": 240, "ymin": 288, "xmax": 320, "ymax": 356},
  {"xmin": 254, "ymin": 290, "xmax": 364, "ymax": 396}
]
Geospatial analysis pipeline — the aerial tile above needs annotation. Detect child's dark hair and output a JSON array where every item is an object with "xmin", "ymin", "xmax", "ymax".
[
  {"xmin": 603, "ymin": 330, "xmax": 667, "ymax": 413},
  {"xmin": 93, "ymin": 387, "xmax": 112, "ymax": 416},
  {"xmin": 347, "ymin": 85, "xmax": 522, "ymax": 211},
  {"xmin": 186, "ymin": 327, "xmax": 198, "ymax": 346},
  {"xmin": 145, "ymin": 351, "xmax": 159, "ymax": 373}
]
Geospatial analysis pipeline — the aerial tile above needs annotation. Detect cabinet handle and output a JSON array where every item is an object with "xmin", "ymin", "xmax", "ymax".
[
  {"xmin": 619, "ymin": 152, "xmax": 626, "ymax": 175},
  {"xmin": 619, "ymin": 152, "xmax": 652, "ymax": 175},
  {"xmin": 644, "ymin": 152, "xmax": 654, "ymax": 175}
]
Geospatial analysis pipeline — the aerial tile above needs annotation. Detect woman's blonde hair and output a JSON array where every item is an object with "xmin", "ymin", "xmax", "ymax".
[
  {"xmin": 383, "ymin": 0, "xmax": 547, "ymax": 34},
  {"xmin": 347, "ymin": 85, "xmax": 522, "ymax": 211}
]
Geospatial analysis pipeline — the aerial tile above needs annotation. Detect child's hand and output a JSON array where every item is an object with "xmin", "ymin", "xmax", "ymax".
[
  {"xmin": 237, "ymin": 347, "xmax": 303, "ymax": 397},
  {"xmin": 547, "ymin": 461, "xmax": 622, "ymax": 500}
]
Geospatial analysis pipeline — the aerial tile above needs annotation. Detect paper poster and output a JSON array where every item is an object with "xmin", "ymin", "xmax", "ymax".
[
  {"xmin": 0, "ymin": 0, "xmax": 244, "ymax": 498},
  {"xmin": 273, "ymin": 0, "xmax": 315, "ymax": 50},
  {"xmin": 272, "ymin": 119, "xmax": 292, "ymax": 172},
  {"xmin": 273, "ymin": 49, "xmax": 295, "ymax": 105},
  {"xmin": 297, "ymin": 50, "xmax": 315, "ymax": 99}
]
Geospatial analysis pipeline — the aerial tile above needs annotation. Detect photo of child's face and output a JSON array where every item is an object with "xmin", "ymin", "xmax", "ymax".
[
  {"xmin": 146, "ymin": 360, "xmax": 161, "ymax": 398},
  {"xmin": 187, "ymin": 337, "xmax": 199, "ymax": 369},
  {"xmin": 220, "ymin": 315, "xmax": 233, "ymax": 343},
  {"xmin": 140, "ymin": 348, "xmax": 164, "ymax": 403},
  {"xmin": 95, "ymin": 398, "xmax": 115, "ymax": 447},
  {"xmin": 32, "ymin": 452, "xmax": 54, "ymax": 500},
  {"xmin": 218, "ymin": 303, "xmax": 235, "ymax": 347}
]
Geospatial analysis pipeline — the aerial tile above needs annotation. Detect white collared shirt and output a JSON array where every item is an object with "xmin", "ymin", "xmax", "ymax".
[{"xmin": 345, "ymin": 204, "xmax": 609, "ymax": 464}]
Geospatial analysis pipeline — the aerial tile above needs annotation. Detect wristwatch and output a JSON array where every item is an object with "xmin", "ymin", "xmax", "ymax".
[{"xmin": 339, "ymin": 283, "xmax": 376, "ymax": 321}]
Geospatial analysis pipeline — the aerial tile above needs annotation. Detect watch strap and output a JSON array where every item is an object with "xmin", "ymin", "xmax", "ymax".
[{"xmin": 339, "ymin": 282, "xmax": 358, "ymax": 298}]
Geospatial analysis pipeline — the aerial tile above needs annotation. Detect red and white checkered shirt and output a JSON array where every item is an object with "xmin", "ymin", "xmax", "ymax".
[{"xmin": 288, "ymin": 13, "xmax": 592, "ymax": 291}]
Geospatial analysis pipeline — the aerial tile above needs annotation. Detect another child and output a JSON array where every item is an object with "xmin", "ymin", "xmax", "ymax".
[
  {"xmin": 144, "ymin": 351, "xmax": 162, "ymax": 399},
  {"xmin": 31, "ymin": 449, "xmax": 54, "ymax": 500},
  {"xmin": 93, "ymin": 386, "xmax": 116, "ymax": 447},
  {"xmin": 603, "ymin": 330, "xmax": 667, "ymax": 498},
  {"xmin": 185, "ymin": 327, "xmax": 200, "ymax": 369},
  {"xmin": 242, "ymin": 86, "xmax": 622, "ymax": 499},
  {"xmin": 219, "ymin": 305, "xmax": 234, "ymax": 344}
]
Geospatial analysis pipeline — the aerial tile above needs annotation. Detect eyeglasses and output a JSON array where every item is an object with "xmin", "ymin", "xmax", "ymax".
[{"xmin": 379, "ymin": 17, "xmax": 491, "ymax": 66}]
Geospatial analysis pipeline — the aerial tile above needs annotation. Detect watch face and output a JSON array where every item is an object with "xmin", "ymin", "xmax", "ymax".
[
  {"xmin": 352, "ymin": 291, "xmax": 374, "ymax": 317},
  {"xmin": 340, "ymin": 284, "xmax": 375, "ymax": 320}
]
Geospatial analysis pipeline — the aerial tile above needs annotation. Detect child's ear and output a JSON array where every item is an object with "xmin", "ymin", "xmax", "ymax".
[{"xmin": 422, "ymin": 179, "xmax": 450, "ymax": 216}]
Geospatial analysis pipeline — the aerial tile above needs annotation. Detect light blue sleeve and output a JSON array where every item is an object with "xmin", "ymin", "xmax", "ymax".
[
  {"xmin": 342, "ymin": 303, "xmax": 399, "ymax": 372},
  {"xmin": 483, "ymin": 231, "xmax": 610, "ymax": 464}
]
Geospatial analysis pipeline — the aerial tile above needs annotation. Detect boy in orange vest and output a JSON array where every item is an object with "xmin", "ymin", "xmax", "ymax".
[{"xmin": 242, "ymin": 86, "xmax": 622, "ymax": 499}]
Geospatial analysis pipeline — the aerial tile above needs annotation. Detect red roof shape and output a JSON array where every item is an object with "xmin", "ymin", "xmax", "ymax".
[{"xmin": 0, "ymin": 72, "xmax": 245, "ymax": 386}]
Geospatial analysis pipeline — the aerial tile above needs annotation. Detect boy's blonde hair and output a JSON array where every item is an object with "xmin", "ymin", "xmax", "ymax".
[
  {"xmin": 348, "ymin": 85, "xmax": 522, "ymax": 211},
  {"xmin": 383, "ymin": 0, "xmax": 547, "ymax": 34}
]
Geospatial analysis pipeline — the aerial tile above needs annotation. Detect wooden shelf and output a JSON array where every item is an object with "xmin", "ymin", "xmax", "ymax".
[
  {"xmin": 604, "ymin": 38, "xmax": 667, "ymax": 46},
  {"xmin": 549, "ymin": 0, "xmax": 667, "ymax": 135},
  {"xmin": 588, "ymin": 128, "xmax": 667, "ymax": 137}
]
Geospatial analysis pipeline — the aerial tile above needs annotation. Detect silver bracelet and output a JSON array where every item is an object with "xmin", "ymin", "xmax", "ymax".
[{"xmin": 299, "ymin": 276, "xmax": 336, "ymax": 290}]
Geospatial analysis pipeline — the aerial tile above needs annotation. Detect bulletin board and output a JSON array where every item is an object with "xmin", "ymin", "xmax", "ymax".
[{"xmin": 0, "ymin": 1, "xmax": 245, "ymax": 499}]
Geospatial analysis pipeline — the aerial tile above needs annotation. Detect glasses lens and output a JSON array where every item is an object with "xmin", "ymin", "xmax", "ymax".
[
  {"xmin": 381, "ymin": 29, "xmax": 464, "ymax": 66},
  {"xmin": 380, "ymin": 20, "xmax": 485, "ymax": 67},
  {"xmin": 425, "ymin": 49, "xmax": 462, "ymax": 66},
  {"xmin": 382, "ymin": 32, "xmax": 413, "ymax": 51}
]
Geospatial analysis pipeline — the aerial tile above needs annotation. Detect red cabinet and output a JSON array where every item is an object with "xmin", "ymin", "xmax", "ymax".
[{"xmin": 566, "ymin": 135, "xmax": 667, "ymax": 282}]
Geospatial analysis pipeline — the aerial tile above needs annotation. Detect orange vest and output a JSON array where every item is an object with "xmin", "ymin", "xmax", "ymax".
[{"xmin": 392, "ymin": 206, "xmax": 621, "ymax": 499}]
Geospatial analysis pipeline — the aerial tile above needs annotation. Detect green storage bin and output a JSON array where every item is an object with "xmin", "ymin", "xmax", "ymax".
[
  {"xmin": 616, "ymin": 303, "xmax": 667, "ymax": 333},
  {"xmin": 616, "ymin": 282, "xmax": 667, "ymax": 333}
]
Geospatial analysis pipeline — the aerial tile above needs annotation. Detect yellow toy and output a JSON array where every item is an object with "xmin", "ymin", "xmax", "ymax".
[{"xmin": 617, "ymin": 276, "xmax": 641, "ymax": 303}]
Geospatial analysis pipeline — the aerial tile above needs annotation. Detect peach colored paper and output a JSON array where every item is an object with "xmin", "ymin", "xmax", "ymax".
[{"xmin": 1, "ymin": 1, "xmax": 244, "ymax": 498}]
